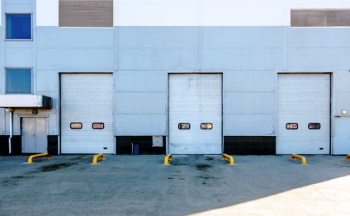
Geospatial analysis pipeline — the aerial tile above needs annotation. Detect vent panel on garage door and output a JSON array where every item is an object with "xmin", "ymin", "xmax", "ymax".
[
  {"xmin": 277, "ymin": 74, "xmax": 330, "ymax": 154},
  {"xmin": 61, "ymin": 74, "xmax": 114, "ymax": 154},
  {"xmin": 169, "ymin": 74, "xmax": 222, "ymax": 154}
]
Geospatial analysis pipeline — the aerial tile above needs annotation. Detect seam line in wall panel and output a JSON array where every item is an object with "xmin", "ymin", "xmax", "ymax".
[
  {"xmin": 33, "ymin": 2, "xmax": 37, "ymax": 94},
  {"xmin": 1, "ymin": 1, "xmax": 5, "ymax": 134}
]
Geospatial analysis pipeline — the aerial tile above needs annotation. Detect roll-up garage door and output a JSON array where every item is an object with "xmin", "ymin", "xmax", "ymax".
[
  {"xmin": 277, "ymin": 74, "xmax": 330, "ymax": 154},
  {"xmin": 61, "ymin": 74, "xmax": 114, "ymax": 154},
  {"xmin": 169, "ymin": 74, "xmax": 222, "ymax": 154}
]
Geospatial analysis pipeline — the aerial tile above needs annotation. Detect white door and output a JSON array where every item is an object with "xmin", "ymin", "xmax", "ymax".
[
  {"xmin": 22, "ymin": 118, "xmax": 47, "ymax": 153},
  {"xmin": 277, "ymin": 74, "xmax": 330, "ymax": 154},
  {"xmin": 333, "ymin": 117, "xmax": 350, "ymax": 154},
  {"xmin": 169, "ymin": 74, "xmax": 222, "ymax": 154},
  {"xmin": 61, "ymin": 74, "xmax": 114, "ymax": 154}
]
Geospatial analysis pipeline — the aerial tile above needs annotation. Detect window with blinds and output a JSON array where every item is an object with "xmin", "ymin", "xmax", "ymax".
[
  {"xmin": 291, "ymin": 9, "xmax": 350, "ymax": 27},
  {"xmin": 59, "ymin": 0, "xmax": 113, "ymax": 27}
]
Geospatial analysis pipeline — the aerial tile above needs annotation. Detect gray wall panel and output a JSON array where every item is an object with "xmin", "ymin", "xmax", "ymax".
[
  {"xmin": 334, "ymin": 91, "xmax": 350, "ymax": 116},
  {"xmin": 5, "ymin": 48, "xmax": 33, "ymax": 66},
  {"xmin": 202, "ymin": 48, "xmax": 279, "ymax": 71},
  {"xmin": 119, "ymin": 27, "xmax": 165, "ymax": 48},
  {"xmin": 119, "ymin": 27, "xmax": 198, "ymax": 49},
  {"xmin": 118, "ymin": 48, "xmax": 166, "ymax": 70},
  {"xmin": 288, "ymin": 29, "xmax": 334, "ymax": 48},
  {"xmin": 224, "ymin": 115, "xmax": 275, "ymax": 136},
  {"xmin": 116, "ymin": 92, "xmax": 166, "ymax": 114},
  {"xmin": 37, "ymin": 48, "xmax": 114, "ymax": 71},
  {"xmin": 118, "ymin": 48, "xmax": 197, "ymax": 71},
  {"xmin": 332, "ymin": 49, "xmax": 350, "ymax": 69},
  {"xmin": 115, "ymin": 70, "xmax": 167, "ymax": 135},
  {"xmin": 35, "ymin": 70, "xmax": 58, "ymax": 92},
  {"xmin": 330, "ymin": 29, "xmax": 350, "ymax": 47},
  {"xmin": 202, "ymin": 27, "xmax": 283, "ymax": 48},
  {"xmin": 201, "ymin": 49, "xmax": 237, "ymax": 70},
  {"xmin": 162, "ymin": 27, "xmax": 199, "ymax": 48},
  {"xmin": 224, "ymin": 92, "xmax": 275, "ymax": 115},
  {"xmin": 4, "ymin": 43, "xmax": 33, "ymax": 49},
  {"xmin": 3, "ymin": 0, "xmax": 33, "ymax": 12},
  {"xmin": 286, "ymin": 48, "xmax": 336, "ymax": 70},
  {"xmin": 166, "ymin": 49, "xmax": 198, "ymax": 71},
  {"xmin": 224, "ymin": 71, "xmax": 275, "ymax": 92},
  {"xmin": 36, "ymin": 28, "xmax": 114, "ymax": 48},
  {"xmin": 115, "ymin": 114, "xmax": 166, "ymax": 136},
  {"xmin": 116, "ymin": 70, "xmax": 166, "ymax": 92},
  {"xmin": 118, "ymin": 27, "xmax": 199, "ymax": 71},
  {"xmin": 333, "ymin": 70, "xmax": 350, "ymax": 91}
]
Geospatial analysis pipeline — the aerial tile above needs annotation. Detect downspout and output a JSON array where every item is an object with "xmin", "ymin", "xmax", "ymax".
[{"xmin": 7, "ymin": 108, "xmax": 14, "ymax": 155}]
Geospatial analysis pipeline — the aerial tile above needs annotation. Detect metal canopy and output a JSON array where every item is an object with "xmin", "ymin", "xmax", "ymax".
[{"xmin": 0, "ymin": 95, "xmax": 52, "ymax": 109}]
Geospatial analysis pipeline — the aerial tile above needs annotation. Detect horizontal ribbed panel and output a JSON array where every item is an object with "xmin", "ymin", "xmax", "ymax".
[
  {"xmin": 291, "ymin": 9, "xmax": 350, "ymax": 27},
  {"xmin": 169, "ymin": 74, "xmax": 222, "ymax": 154},
  {"xmin": 61, "ymin": 74, "xmax": 114, "ymax": 154},
  {"xmin": 277, "ymin": 74, "xmax": 330, "ymax": 154},
  {"xmin": 59, "ymin": 0, "xmax": 113, "ymax": 27}
]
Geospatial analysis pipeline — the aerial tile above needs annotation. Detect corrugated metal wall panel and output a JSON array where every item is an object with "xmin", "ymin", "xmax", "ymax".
[
  {"xmin": 169, "ymin": 74, "xmax": 222, "ymax": 154},
  {"xmin": 61, "ymin": 74, "xmax": 114, "ymax": 154},
  {"xmin": 59, "ymin": 0, "xmax": 113, "ymax": 27},
  {"xmin": 277, "ymin": 74, "xmax": 330, "ymax": 154}
]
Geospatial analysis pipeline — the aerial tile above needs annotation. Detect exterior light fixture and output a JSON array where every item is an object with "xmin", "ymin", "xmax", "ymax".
[
  {"xmin": 32, "ymin": 109, "xmax": 38, "ymax": 115},
  {"xmin": 341, "ymin": 109, "xmax": 347, "ymax": 115}
]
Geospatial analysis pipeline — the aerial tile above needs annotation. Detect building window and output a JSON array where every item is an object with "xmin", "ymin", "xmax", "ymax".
[
  {"xmin": 291, "ymin": 9, "xmax": 350, "ymax": 27},
  {"xmin": 6, "ymin": 14, "xmax": 32, "ymax": 39},
  {"xmin": 59, "ymin": 0, "xmax": 113, "ymax": 27},
  {"xmin": 6, "ymin": 69, "xmax": 32, "ymax": 94}
]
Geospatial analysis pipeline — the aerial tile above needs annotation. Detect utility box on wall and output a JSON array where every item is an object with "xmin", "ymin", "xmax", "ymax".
[{"xmin": 152, "ymin": 136, "xmax": 163, "ymax": 147}]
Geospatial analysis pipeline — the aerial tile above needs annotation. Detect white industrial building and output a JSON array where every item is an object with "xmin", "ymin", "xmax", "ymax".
[{"xmin": 0, "ymin": 0, "xmax": 350, "ymax": 155}]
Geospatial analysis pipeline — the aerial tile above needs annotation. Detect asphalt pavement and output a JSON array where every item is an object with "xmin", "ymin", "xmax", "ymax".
[{"xmin": 0, "ymin": 154, "xmax": 350, "ymax": 216}]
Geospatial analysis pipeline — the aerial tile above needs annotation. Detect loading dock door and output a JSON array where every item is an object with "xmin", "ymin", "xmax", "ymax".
[
  {"xmin": 61, "ymin": 74, "xmax": 114, "ymax": 154},
  {"xmin": 277, "ymin": 74, "xmax": 330, "ymax": 154},
  {"xmin": 169, "ymin": 74, "xmax": 222, "ymax": 154}
]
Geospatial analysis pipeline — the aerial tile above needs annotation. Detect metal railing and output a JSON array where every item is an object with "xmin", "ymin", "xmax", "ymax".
[
  {"xmin": 345, "ymin": 154, "xmax": 350, "ymax": 161},
  {"xmin": 92, "ymin": 153, "xmax": 105, "ymax": 164},
  {"xmin": 222, "ymin": 153, "xmax": 235, "ymax": 165},
  {"xmin": 163, "ymin": 154, "xmax": 172, "ymax": 165},
  {"xmin": 28, "ymin": 153, "xmax": 50, "ymax": 164},
  {"xmin": 290, "ymin": 154, "xmax": 307, "ymax": 165}
]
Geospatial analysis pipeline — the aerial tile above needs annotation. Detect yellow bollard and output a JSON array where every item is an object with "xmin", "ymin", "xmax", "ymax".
[
  {"xmin": 345, "ymin": 154, "xmax": 350, "ymax": 161},
  {"xmin": 290, "ymin": 154, "xmax": 307, "ymax": 165},
  {"xmin": 28, "ymin": 153, "xmax": 50, "ymax": 164},
  {"xmin": 222, "ymin": 154, "xmax": 235, "ymax": 165},
  {"xmin": 163, "ymin": 154, "xmax": 172, "ymax": 165},
  {"xmin": 92, "ymin": 153, "xmax": 105, "ymax": 164}
]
